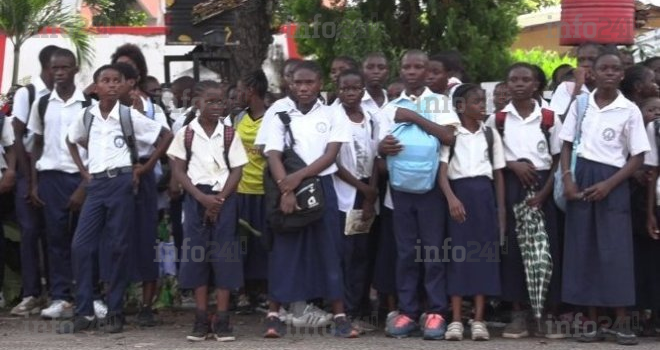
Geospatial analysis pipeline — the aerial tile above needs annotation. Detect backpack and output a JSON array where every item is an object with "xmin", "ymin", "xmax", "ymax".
[
  {"xmin": 448, "ymin": 126, "xmax": 494, "ymax": 166},
  {"xmin": 263, "ymin": 111, "xmax": 325, "ymax": 236},
  {"xmin": 553, "ymin": 93, "xmax": 589, "ymax": 211},
  {"xmin": 387, "ymin": 96, "xmax": 442, "ymax": 194},
  {"xmin": 183, "ymin": 121, "xmax": 235, "ymax": 171},
  {"xmin": 81, "ymin": 104, "xmax": 139, "ymax": 165},
  {"xmin": 495, "ymin": 107, "xmax": 555, "ymax": 152},
  {"xmin": 37, "ymin": 92, "xmax": 93, "ymax": 126}
]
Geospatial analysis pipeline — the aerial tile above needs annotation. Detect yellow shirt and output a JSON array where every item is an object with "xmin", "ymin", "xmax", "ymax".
[{"xmin": 237, "ymin": 113, "xmax": 266, "ymax": 194}]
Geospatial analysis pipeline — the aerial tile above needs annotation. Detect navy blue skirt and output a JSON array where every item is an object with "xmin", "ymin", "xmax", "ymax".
[
  {"xmin": 372, "ymin": 207, "xmax": 397, "ymax": 294},
  {"xmin": 267, "ymin": 175, "xmax": 344, "ymax": 303},
  {"xmin": 562, "ymin": 158, "xmax": 635, "ymax": 307},
  {"xmin": 447, "ymin": 177, "xmax": 501, "ymax": 297},
  {"xmin": 128, "ymin": 169, "xmax": 159, "ymax": 282},
  {"xmin": 500, "ymin": 169, "xmax": 561, "ymax": 305},
  {"xmin": 238, "ymin": 194, "xmax": 269, "ymax": 280}
]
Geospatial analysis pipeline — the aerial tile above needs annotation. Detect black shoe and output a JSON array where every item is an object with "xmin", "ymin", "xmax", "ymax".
[
  {"xmin": 57, "ymin": 316, "xmax": 97, "ymax": 334},
  {"xmin": 263, "ymin": 315, "xmax": 286, "ymax": 338},
  {"xmin": 104, "ymin": 314, "xmax": 124, "ymax": 334},
  {"xmin": 137, "ymin": 306, "xmax": 157, "ymax": 327},
  {"xmin": 212, "ymin": 312, "xmax": 236, "ymax": 342},
  {"xmin": 186, "ymin": 311, "xmax": 209, "ymax": 342}
]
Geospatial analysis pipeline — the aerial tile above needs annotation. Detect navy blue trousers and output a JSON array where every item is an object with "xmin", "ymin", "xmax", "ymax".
[
  {"xmin": 129, "ymin": 169, "xmax": 159, "ymax": 282},
  {"xmin": 15, "ymin": 172, "xmax": 47, "ymax": 297},
  {"xmin": 391, "ymin": 186, "xmax": 448, "ymax": 318},
  {"xmin": 72, "ymin": 173, "xmax": 134, "ymax": 316},
  {"xmin": 38, "ymin": 171, "xmax": 81, "ymax": 301}
]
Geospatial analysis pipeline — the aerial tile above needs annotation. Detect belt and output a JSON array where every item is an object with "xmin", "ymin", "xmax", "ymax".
[{"xmin": 91, "ymin": 166, "xmax": 133, "ymax": 179}]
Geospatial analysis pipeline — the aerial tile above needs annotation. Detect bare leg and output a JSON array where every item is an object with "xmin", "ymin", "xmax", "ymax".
[
  {"xmin": 215, "ymin": 289, "xmax": 230, "ymax": 312},
  {"xmin": 474, "ymin": 295, "xmax": 485, "ymax": 322},
  {"xmin": 451, "ymin": 296, "xmax": 463, "ymax": 322},
  {"xmin": 194, "ymin": 285, "xmax": 208, "ymax": 312}
]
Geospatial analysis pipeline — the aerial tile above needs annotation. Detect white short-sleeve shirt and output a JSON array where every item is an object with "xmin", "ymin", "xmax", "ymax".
[
  {"xmin": 644, "ymin": 122, "xmax": 658, "ymax": 167},
  {"xmin": 0, "ymin": 116, "xmax": 15, "ymax": 172},
  {"xmin": 167, "ymin": 118, "xmax": 248, "ymax": 192},
  {"xmin": 28, "ymin": 88, "xmax": 89, "ymax": 173},
  {"xmin": 440, "ymin": 124, "xmax": 506, "ymax": 180},
  {"xmin": 255, "ymin": 97, "xmax": 297, "ymax": 146},
  {"xmin": 136, "ymin": 96, "xmax": 170, "ymax": 158},
  {"xmin": 549, "ymin": 81, "xmax": 590, "ymax": 116},
  {"xmin": 559, "ymin": 91, "xmax": 650, "ymax": 168},
  {"xmin": 485, "ymin": 101, "xmax": 562, "ymax": 171},
  {"xmin": 11, "ymin": 77, "xmax": 50, "ymax": 152},
  {"xmin": 67, "ymin": 102, "xmax": 163, "ymax": 174},
  {"xmin": 262, "ymin": 99, "xmax": 351, "ymax": 176}
]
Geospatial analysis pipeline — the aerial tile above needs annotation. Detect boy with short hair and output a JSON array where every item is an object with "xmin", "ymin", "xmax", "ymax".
[{"xmin": 60, "ymin": 64, "xmax": 173, "ymax": 334}]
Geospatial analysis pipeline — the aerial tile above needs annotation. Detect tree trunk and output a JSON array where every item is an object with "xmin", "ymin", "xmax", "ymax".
[
  {"xmin": 12, "ymin": 45, "xmax": 20, "ymax": 87},
  {"xmin": 221, "ymin": 0, "xmax": 277, "ymax": 83}
]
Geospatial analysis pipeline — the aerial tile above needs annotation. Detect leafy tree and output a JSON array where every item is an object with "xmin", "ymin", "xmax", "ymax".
[
  {"xmin": 84, "ymin": 0, "xmax": 148, "ymax": 26},
  {"xmin": 0, "ymin": 0, "xmax": 93, "ymax": 85}
]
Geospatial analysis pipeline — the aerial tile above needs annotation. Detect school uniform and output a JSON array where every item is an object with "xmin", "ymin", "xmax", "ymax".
[
  {"xmin": 559, "ymin": 90, "xmax": 650, "ymax": 307},
  {"xmin": 484, "ymin": 101, "xmax": 563, "ymax": 305},
  {"xmin": 125, "ymin": 102, "xmax": 171, "ymax": 283},
  {"xmin": 259, "ymin": 99, "xmax": 351, "ymax": 303},
  {"xmin": 166, "ymin": 117, "xmax": 248, "ymax": 290},
  {"xmin": 332, "ymin": 102, "xmax": 379, "ymax": 317},
  {"xmin": 634, "ymin": 123, "xmax": 660, "ymax": 309},
  {"xmin": 67, "ymin": 102, "xmax": 163, "ymax": 317},
  {"xmin": 235, "ymin": 111, "xmax": 269, "ymax": 281},
  {"xmin": 27, "ymin": 88, "xmax": 88, "ymax": 302},
  {"xmin": 378, "ymin": 87, "xmax": 460, "ymax": 318},
  {"xmin": 440, "ymin": 124, "xmax": 505, "ymax": 297},
  {"xmin": 11, "ymin": 77, "xmax": 49, "ymax": 299},
  {"xmin": 550, "ymin": 82, "xmax": 590, "ymax": 117},
  {"xmin": 0, "ymin": 115, "xmax": 13, "ymax": 291}
]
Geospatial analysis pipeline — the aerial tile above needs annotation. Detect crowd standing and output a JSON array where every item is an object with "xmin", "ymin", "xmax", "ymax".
[{"xmin": 0, "ymin": 42, "xmax": 659, "ymax": 346}]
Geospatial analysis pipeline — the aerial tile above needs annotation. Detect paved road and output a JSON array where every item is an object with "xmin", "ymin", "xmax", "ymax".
[{"xmin": 1, "ymin": 310, "xmax": 659, "ymax": 350}]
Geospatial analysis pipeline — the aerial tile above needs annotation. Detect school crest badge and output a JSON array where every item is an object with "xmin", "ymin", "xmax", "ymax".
[
  {"xmin": 537, "ymin": 140, "xmax": 547, "ymax": 154},
  {"xmin": 114, "ymin": 136, "xmax": 126, "ymax": 148},
  {"xmin": 602, "ymin": 128, "xmax": 615, "ymax": 141},
  {"xmin": 316, "ymin": 121, "xmax": 328, "ymax": 133}
]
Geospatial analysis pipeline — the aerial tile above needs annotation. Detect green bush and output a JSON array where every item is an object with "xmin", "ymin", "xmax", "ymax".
[{"xmin": 510, "ymin": 47, "xmax": 577, "ymax": 85}]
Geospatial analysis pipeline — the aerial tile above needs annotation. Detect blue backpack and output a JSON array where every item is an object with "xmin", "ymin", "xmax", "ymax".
[{"xmin": 387, "ymin": 96, "xmax": 441, "ymax": 194}]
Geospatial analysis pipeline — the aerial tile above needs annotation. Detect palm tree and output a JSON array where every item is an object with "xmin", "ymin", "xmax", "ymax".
[{"xmin": 0, "ymin": 0, "xmax": 93, "ymax": 86}]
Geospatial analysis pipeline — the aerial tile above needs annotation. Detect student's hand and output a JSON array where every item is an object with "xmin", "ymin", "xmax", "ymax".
[
  {"xmin": 647, "ymin": 215, "xmax": 660, "ymax": 240},
  {"xmin": 394, "ymin": 108, "xmax": 418, "ymax": 124},
  {"xmin": 563, "ymin": 177, "xmax": 583, "ymax": 201},
  {"xmin": 28, "ymin": 184, "xmax": 45, "ymax": 207},
  {"xmin": 132, "ymin": 165, "xmax": 146, "ymax": 190},
  {"xmin": 583, "ymin": 181, "xmax": 612, "ymax": 202},
  {"xmin": 279, "ymin": 191, "xmax": 298, "ymax": 214},
  {"xmin": 526, "ymin": 191, "xmax": 548, "ymax": 209},
  {"xmin": 81, "ymin": 170, "xmax": 92, "ymax": 184},
  {"xmin": 573, "ymin": 67, "xmax": 587, "ymax": 96},
  {"xmin": 508, "ymin": 161, "xmax": 538, "ymax": 188},
  {"xmin": 378, "ymin": 135, "xmax": 403, "ymax": 156},
  {"xmin": 0, "ymin": 170, "xmax": 16, "ymax": 194},
  {"xmin": 199, "ymin": 194, "xmax": 223, "ymax": 212},
  {"xmin": 498, "ymin": 209, "xmax": 506, "ymax": 239},
  {"xmin": 168, "ymin": 180, "xmax": 183, "ymax": 200},
  {"xmin": 278, "ymin": 173, "xmax": 303, "ymax": 194},
  {"xmin": 448, "ymin": 196, "xmax": 467, "ymax": 223},
  {"xmin": 67, "ymin": 185, "xmax": 86, "ymax": 212}
]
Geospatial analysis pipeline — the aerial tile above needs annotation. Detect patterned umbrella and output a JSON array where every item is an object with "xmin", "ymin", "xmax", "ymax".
[{"xmin": 513, "ymin": 191, "xmax": 553, "ymax": 320}]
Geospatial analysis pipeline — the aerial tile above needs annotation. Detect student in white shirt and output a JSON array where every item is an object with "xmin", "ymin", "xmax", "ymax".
[
  {"xmin": 485, "ymin": 62, "xmax": 564, "ymax": 339},
  {"xmin": 377, "ymin": 50, "xmax": 459, "ymax": 340},
  {"xmin": 9, "ymin": 45, "xmax": 59, "ymax": 317},
  {"xmin": 26, "ymin": 49, "xmax": 91, "ymax": 320},
  {"xmin": 167, "ymin": 80, "xmax": 247, "ymax": 342},
  {"xmin": 560, "ymin": 53, "xmax": 650, "ymax": 345},
  {"xmin": 60, "ymin": 64, "xmax": 173, "ymax": 334},
  {"xmin": 259, "ymin": 60, "xmax": 358, "ymax": 339},
  {"xmin": 439, "ymin": 83, "xmax": 506, "ymax": 341},
  {"xmin": 0, "ymin": 113, "xmax": 15, "ymax": 307},
  {"xmin": 362, "ymin": 52, "xmax": 390, "ymax": 109},
  {"xmin": 332, "ymin": 70, "xmax": 379, "ymax": 325}
]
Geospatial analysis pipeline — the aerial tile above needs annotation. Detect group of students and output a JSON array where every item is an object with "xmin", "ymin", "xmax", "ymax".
[{"xmin": 0, "ymin": 41, "xmax": 659, "ymax": 345}]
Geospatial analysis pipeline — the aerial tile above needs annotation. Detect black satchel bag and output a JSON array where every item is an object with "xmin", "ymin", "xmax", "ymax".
[{"xmin": 263, "ymin": 111, "xmax": 325, "ymax": 236}]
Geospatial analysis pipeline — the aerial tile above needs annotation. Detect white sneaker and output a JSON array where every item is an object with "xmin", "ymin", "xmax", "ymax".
[
  {"xmin": 10, "ymin": 296, "xmax": 43, "ymax": 316},
  {"xmin": 445, "ymin": 321, "xmax": 464, "ymax": 341},
  {"xmin": 385, "ymin": 310, "xmax": 399, "ymax": 330},
  {"xmin": 0, "ymin": 292, "xmax": 5, "ymax": 308},
  {"xmin": 471, "ymin": 321, "xmax": 490, "ymax": 340},
  {"xmin": 278, "ymin": 306, "xmax": 292, "ymax": 324},
  {"xmin": 291, "ymin": 304, "xmax": 332, "ymax": 327},
  {"xmin": 40, "ymin": 300, "xmax": 74, "ymax": 319},
  {"xmin": 93, "ymin": 299, "xmax": 108, "ymax": 319}
]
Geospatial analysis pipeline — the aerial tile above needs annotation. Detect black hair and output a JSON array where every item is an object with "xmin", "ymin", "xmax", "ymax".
[
  {"xmin": 292, "ymin": 60, "xmax": 323, "ymax": 79},
  {"xmin": 593, "ymin": 51, "xmax": 623, "ymax": 68},
  {"xmin": 506, "ymin": 62, "xmax": 536, "ymax": 80},
  {"xmin": 429, "ymin": 54, "xmax": 453, "ymax": 71},
  {"xmin": 50, "ymin": 48, "xmax": 77, "ymax": 65},
  {"xmin": 644, "ymin": 57, "xmax": 660, "ymax": 68},
  {"xmin": 193, "ymin": 80, "xmax": 223, "ymax": 98},
  {"xmin": 93, "ymin": 64, "xmax": 122, "ymax": 83},
  {"xmin": 39, "ymin": 45, "xmax": 61, "ymax": 69},
  {"xmin": 144, "ymin": 75, "xmax": 159, "ymax": 84},
  {"xmin": 531, "ymin": 64, "xmax": 548, "ymax": 92},
  {"xmin": 332, "ymin": 56, "xmax": 359, "ymax": 70},
  {"xmin": 452, "ymin": 83, "xmax": 482, "ymax": 111},
  {"xmin": 172, "ymin": 75, "xmax": 195, "ymax": 88},
  {"xmin": 402, "ymin": 49, "xmax": 428, "ymax": 61},
  {"xmin": 494, "ymin": 81, "xmax": 507, "ymax": 89},
  {"xmin": 621, "ymin": 64, "xmax": 654, "ymax": 100},
  {"xmin": 283, "ymin": 58, "xmax": 303, "ymax": 70},
  {"xmin": 110, "ymin": 44, "xmax": 148, "ymax": 83},
  {"xmin": 241, "ymin": 69, "xmax": 268, "ymax": 99},
  {"xmin": 337, "ymin": 69, "xmax": 364, "ymax": 86},
  {"xmin": 577, "ymin": 42, "xmax": 605, "ymax": 55},
  {"xmin": 113, "ymin": 62, "xmax": 139, "ymax": 82},
  {"xmin": 551, "ymin": 64, "xmax": 573, "ymax": 84},
  {"xmin": 363, "ymin": 52, "xmax": 387, "ymax": 62}
]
